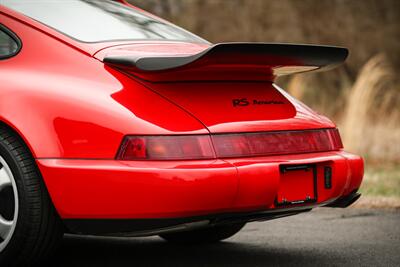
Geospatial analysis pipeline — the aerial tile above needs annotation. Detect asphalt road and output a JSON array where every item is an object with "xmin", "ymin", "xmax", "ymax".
[{"xmin": 52, "ymin": 208, "xmax": 400, "ymax": 267}]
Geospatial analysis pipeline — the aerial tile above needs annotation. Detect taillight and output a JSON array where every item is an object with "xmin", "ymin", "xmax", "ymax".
[
  {"xmin": 116, "ymin": 135, "xmax": 215, "ymax": 160},
  {"xmin": 116, "ymin": 129, "xmax": 343, "ymax": 161},
  {"xmin": 212, "ymin": 129, "xmax": 343, "ymax": 158}
]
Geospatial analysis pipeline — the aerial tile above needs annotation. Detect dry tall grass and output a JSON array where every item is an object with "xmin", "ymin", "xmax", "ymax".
[
  {"xmin": 340, "ymin": 55, "xmax": 399, "ymax": 162},
  {"xmin": 288, "ymin": 56, "xmax": 400, "ymax": 163}
]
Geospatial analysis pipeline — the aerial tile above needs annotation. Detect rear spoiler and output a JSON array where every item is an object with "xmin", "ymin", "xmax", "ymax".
[{"xmin": 104, "ymin": 43, "xmax": 349, "ymax": 82}]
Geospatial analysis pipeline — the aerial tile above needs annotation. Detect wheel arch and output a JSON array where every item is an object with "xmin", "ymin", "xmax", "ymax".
[
  {"xmin": 0, "ymin": 117, "xmax": 65, "ymax": 220},
  {"xmin": 0, "ymin": 114, "xmax": 64, "ymax": 265},
  {"xmin": 0, "ymin": 118, "xmax": 38, "ymax": 158}
]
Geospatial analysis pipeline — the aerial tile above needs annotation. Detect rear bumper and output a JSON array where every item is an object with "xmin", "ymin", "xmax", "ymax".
[{"xmin": 37, "ymin": 150, "xmax": 363, "ymax": 229}]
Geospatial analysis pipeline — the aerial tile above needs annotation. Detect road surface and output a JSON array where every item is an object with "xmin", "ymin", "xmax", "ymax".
[{"xmin": 52, "ymin": 208, "xmax": 400, "ymax": 267}]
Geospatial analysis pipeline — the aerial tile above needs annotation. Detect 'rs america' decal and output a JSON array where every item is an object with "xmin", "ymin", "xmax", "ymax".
[{"xmin": 233, "ymin": 98, "xmax": 285, "ymax": 107}]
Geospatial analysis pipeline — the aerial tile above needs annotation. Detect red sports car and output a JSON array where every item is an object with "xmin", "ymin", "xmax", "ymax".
[{"xmin": 0, "ymin": 0, "xmax": 363, "ymax": 265}]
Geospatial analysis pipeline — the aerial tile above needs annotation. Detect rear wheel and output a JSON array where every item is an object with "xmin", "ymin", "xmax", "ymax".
[
  {"xmin": 0, "ymin": 126, "xmax": 63, "ymax": 266},
  {"xmin": 160, "ymin": 223, "xmax": 246, "ymax": 244}
]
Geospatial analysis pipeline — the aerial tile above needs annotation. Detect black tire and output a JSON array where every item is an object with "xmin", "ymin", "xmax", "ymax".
[
  {"xmin": 0, "ymin": 126, "xmax": 63, "ymax": 267},
  {"xmin": 160, "ymin": 223, "xmax": 246, "ymax": 244}
]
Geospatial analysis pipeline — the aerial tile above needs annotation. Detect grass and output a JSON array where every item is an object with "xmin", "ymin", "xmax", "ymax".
[
  {"xmin": 339, "ymin": 55, "xmax": 400, "ymax": 163},
  {"xmin": 338, "ymin": 55, "xmax": 399, "ymax": 200},
  {"xmin": 360, "ymin": 164, "xmax": 400, "ymax": 198}
]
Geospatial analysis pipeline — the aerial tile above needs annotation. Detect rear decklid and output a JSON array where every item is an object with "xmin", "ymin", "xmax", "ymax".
[{"xmin": 97, "ymin": 42, "xmax": 347, "ymax": 133}]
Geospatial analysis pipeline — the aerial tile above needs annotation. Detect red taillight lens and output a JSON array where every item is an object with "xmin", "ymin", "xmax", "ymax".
[
  {"xmin": 117, "ymin": 129, "xmax": 343, "ymax": 161},
  {"xmin": 117, "ymin": 135, "xmax": 215, "ymax": 160},
  {"xmin": 212, "ymin": 129, "xmax": 343, "ymax": 158}
]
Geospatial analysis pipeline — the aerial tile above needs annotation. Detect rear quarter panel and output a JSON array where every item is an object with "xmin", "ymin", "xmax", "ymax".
[{"xmin": 0, "ymin": 14, "xmax": 207, "ymax": 159}]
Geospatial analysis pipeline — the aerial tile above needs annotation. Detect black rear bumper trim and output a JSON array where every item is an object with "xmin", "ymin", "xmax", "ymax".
[
  {"xmin": 64, "ymin": 207, "xmax": 313, "ymax": 236},
  {"xmin": 325, "ymin": 191, "xmax": 361, "ymax": 208}
]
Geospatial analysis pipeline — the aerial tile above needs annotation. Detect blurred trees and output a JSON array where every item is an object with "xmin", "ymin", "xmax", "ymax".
[{"xmin": 130, "ymin": 0, "xmax": 399, "ymax": 77}]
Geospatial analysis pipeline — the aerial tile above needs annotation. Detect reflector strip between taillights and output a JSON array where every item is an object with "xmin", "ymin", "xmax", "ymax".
[{"xmin": 116, "ymin": 129, "xmax": 343, "ymax": 161}]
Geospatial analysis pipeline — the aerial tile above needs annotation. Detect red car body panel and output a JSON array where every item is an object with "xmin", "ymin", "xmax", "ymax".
[
  {"xmin": 95, "ymin": 43, "xmax": 336, "ymax": 133},
  {"xmin": 139, "ymin": 82, "xmax": 336, "ymax": 133},
  {"xmin": 0, "ymin": 1, "xmax": 363, "ymax": 230},
  {"xmin": 37, "ymin": 151, "xmax": 363, "ymax": 219},
  {"xmin": 0, "ymin": 12, "xmax": 208, "ymax": 159}
]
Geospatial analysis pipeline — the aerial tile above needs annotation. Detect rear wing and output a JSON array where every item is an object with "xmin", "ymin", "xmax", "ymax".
[{"xmin": 104, "ymin": 43, "xmax": 349, "ymax": 82}]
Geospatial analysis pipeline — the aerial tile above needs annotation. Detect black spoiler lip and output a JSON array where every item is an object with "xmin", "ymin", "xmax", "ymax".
[{"xmin": 104, "ymin": 42, "xmax": 349, "ymax": 72}]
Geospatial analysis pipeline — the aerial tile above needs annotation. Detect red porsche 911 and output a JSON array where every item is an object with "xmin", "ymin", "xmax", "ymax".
[{"xmin": 0, "ymin": 0, "xmax": 364, "ymax": 265}]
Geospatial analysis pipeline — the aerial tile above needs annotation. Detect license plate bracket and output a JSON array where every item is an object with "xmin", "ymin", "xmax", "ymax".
[{"xmin": 275, "ymin": 164, "xmax": 318, "ymax": 206}]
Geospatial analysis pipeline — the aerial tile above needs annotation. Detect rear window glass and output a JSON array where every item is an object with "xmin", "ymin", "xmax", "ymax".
[
  {"xmin": 2, "ymin": 0, "xmax": 207, "ymax": 43},
  {"xmin": 0, "ymin": 27, "xmax": 19, "ymax": 59}
]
